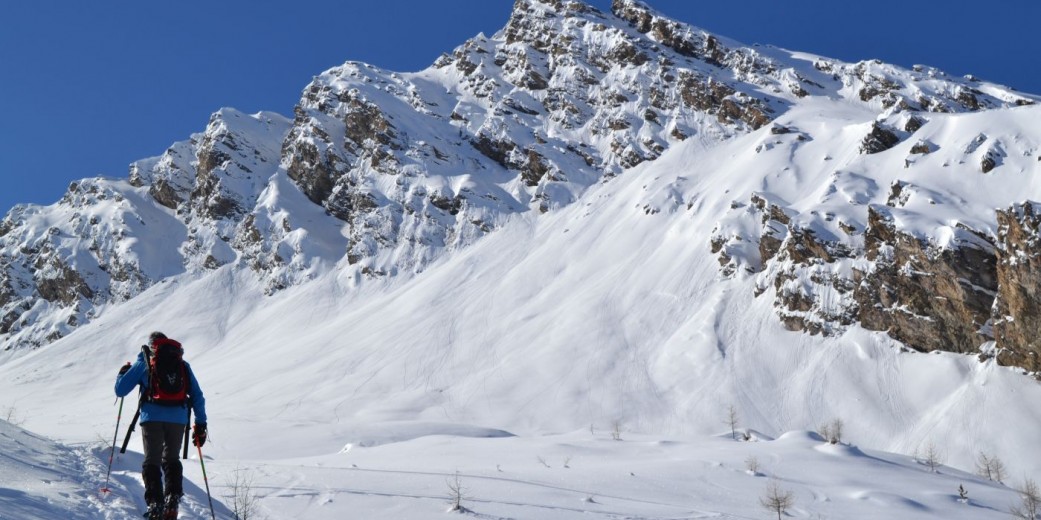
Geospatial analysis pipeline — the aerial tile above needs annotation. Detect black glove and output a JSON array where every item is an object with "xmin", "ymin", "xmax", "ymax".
[
  {"xmin": 117, "ymin": 362, "xmax": 131, "ymax": 376},
  {"xmin": 192, "ymin": 423, "xmax": 208, "ymax": 447}
]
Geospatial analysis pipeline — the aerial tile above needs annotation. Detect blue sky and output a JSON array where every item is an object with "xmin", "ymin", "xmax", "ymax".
[{"xmin": 2, "ymin": 0, "xmax": 1038, "ymax": 215}]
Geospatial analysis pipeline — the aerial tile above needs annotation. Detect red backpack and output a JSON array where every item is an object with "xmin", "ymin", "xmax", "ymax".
[{"xmin": 146, "ymin": 338, "xmax": 188, "ymax": 406}]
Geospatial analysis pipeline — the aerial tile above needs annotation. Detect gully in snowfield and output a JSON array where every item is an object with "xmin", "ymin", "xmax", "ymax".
[{"xmin": 115, "ymin": 332, "xmax": 208, "ymax": 520}]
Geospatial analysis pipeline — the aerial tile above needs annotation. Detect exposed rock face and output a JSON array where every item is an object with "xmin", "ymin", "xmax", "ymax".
[
  {"xmin": 993, "ymin": 203, "xmax": 1041, "ymax": 371},
  {"xmin": 981, "ymin": 146, "xmax": 1003, "ymax": 173},
  {"xmin": 34, "ymin": 254, "xmax": 94, "ymax": 306},
  {"xmin": 860, "ymin": 122, "xmax": 901, "ymax": 154},
  {"xmin": 855, "ymin": 207, "xmax": 996, "ymax": 354},
  {"xmin": 0, "ymin": 181, "xmax": 167, "ymax": 347},
  {"xmin": 719, "ymin": 191, "xmax": 1041, "ymax": 372},
  {"xmin": 834, "ymin": 60, "xmax": 1033, "ymax": 113}
]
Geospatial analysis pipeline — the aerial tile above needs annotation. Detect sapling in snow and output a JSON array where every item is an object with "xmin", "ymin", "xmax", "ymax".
[
  {"xmin": 1009, "ymin": 478, "xmax": 1040, "ymax": 520},
  {"xmin": 818, "ymin": 418, "xmax": 844, "ymax": 444},
  {"xmin": 919, "ymin": 441, "xmax": 945, "ymax": 473},
  {"xmin": 724, "ymin": 405, "xmax": 739, "ymax": 440},
  {"xmin": 759, "ymin": 481, "xmax": 794, "ymax": 520},
  {"xmin": 611, "ymin": 420, "xmax": 624, "ymax": 441},
  {"xmin": 975, "ymin": 451, "xmax": 1007, "ymax": 483},
  {"xmin": 446, "ymin": 471, "xmax": 470, "ymax": 513},
  {"xmin": 745, "ymin": 455, "xmax": 760, "ymax": 476},
  {"xmin": 226, "ymin": 466, "xmax": 263, "ymax": 520}
]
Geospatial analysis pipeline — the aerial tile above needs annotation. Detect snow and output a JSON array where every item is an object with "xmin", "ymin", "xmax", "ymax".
[
  {"xmin": 2, "ymin": 1, "xmax": 1041, "ymax": 518},
  {"xmin": 0, "ymin": 418, "xmax": 1032, "ymax": 519},
  {"xmin": 0, "ymin": 419, "xmax": 138, "ymax": 519},
  {"xmin": 3, "ymin": 109, "xmax": 1041, "ymax": 515}
]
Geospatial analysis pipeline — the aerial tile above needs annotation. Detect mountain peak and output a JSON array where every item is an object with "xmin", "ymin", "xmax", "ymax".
[
  {"xmin": 510, "ymin": 0, "xmax": 601, "ymax": 15},
  {"xmin": 610, "ymin": 0, "xmax": 658, "ymax": 20}
]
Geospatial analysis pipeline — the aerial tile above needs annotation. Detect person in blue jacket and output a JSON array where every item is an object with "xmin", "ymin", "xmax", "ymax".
[{"xmin": 115, "ymin": 331, "xmax": 207, "ymax": 519}]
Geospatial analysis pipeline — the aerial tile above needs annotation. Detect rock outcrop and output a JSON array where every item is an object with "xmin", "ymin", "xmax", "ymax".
[
  {"xmin": 723, "ymin": 193, "xmax": 1041, "ymax": 372},
  {"xmin": 993, "ymin": 203, "xmax": 1041, "ymax": 371},
  {"xmin": 854, "ymin": 207, "xmax": 996, "ymax": 354}
]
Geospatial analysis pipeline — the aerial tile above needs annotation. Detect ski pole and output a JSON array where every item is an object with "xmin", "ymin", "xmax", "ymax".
[
  {"xmin": 196, "ymin": 442, "xmax": 216, "ymax": 520},
  {"xmin": 119, "ymin": 402, "xmax": 141, "ymax": 454},
  {"xmin": 120, "ymin": 346, "xmax": 149, "ymax": 454},
  {"xmin": 182, "ymin": 402, "xmax": 192, "ymax": 460},
  {"xmin": 101, "ymin": 396, "xmax": 125, "ymax": 495}
]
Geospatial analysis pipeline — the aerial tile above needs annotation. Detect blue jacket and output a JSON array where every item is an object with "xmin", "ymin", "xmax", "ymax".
[{"xmin": 115, "ymin": 351, "xmax": 207, "ymax": 425}]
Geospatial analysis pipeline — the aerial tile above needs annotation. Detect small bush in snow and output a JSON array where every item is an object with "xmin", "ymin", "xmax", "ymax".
[
  {"xmin": 1009, "ymin": 478, "xmax": 1040, "ymax": 520},
  {"xmin": 225, "ymin": 466, "xmax": 263, "ymax": 520},
  {"xmin": 759, "ymin": 481, "xmax": 794, "ymax": 520},
  {"xmin": 446, "ymin": 471, "xmax": 471, "ymax": 513},
  {"xmin": 745, "ymin": 455, "xmax": 760, "ymax": 476},
  {"xmin": 918, "ymin": 441, "xmax": 945, "ymax": 473},
  {"xmin": 818, "ymin": 418, "xmax": 844, "ymax": 444},
  {"xmin": 3, "ymin": 406, "xmax": 24, "ymax": 426},
  {"xmin": 975, "ymin": 451, "xmax": 1007, "ymax": 483},
  {"xmin": 724, "ymin": 405, "xmax": 739, "ymax": 440}
]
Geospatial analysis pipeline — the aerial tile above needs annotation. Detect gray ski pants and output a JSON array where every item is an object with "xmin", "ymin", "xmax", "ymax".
[{"xmin": 141, "ymin": 421, "xmax": 185, "ymax": 502}]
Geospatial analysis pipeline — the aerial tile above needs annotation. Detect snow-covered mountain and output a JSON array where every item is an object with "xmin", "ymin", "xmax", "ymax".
[
  {"xmin": 2, "ymin": 1, "xmax": 1041, "ymax": 517},
  {"xmin": 3, "ymin": 0, "xmax": 1036, "ymax": 355}
]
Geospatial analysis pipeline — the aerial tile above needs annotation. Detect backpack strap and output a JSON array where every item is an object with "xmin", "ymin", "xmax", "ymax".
[{"xmin": 138, "ymin": 344, "xmax": 152, "ymax": 405}]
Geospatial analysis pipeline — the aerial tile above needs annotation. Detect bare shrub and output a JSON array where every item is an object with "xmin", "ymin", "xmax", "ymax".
[
  {"xmin": 818, "ymin": 418, "xmax": 844, "ymax": 444},
  {"xmin": 225, "ymin": 467, "xmax": 263, "ymax": 520},
  {"xmin": 745, "ymin": 455, "xmax": 760, "ymax": 475},
  {"xmin": 446, "ymin": 471, "xmax": 470, "ymax": 512},
  {"xmin": 724, "ymin": 405, "xmax": 739, "ymax": 440},
  {"xmin": 759, "ymin": 481, "xmax": 794, "ymax": 520},
  {"xmin": 975, "ymin": 452, "xmax": 1007, "ymax": 483},
  {"xmin": 1009, "ymin": 478, "xmax": 1040, "ymax": 520},
  {"xmin": 3, "ymin": 406, "xmax": 24, "ymax": 426},
  {"xmin": 918, "ymin": 441, "xmax": 945, "ymax": 473}
]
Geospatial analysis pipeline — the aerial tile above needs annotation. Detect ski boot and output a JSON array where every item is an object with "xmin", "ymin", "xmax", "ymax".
[
  {"xmin": 162, "ymin": 494, "xmax": 180, "ymax": 519},
  {"xmin": 143, "ymin": 502, "xmax": 164, "ymax": 520}
]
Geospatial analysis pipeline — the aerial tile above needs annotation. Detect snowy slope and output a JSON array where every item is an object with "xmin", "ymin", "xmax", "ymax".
[
  {"xmin": 3, "ymin": 103, "xmax": 1041, "ymax": 517},
  {"xmin": 1, "ymin": 412, "xmax": 1036, "ymax": 518},
  {"xmin": 0, "ymin": 419, "xmax": 140, "ymax": 519},
  {"xmin": 1, "ymin": 0, "xmax": 1041, "ymax": 518}
]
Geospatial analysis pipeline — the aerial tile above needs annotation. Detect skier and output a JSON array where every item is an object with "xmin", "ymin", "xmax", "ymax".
[{"xmin": 115, "ymin": 331, "xmax": 208, "ymax": 520}]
